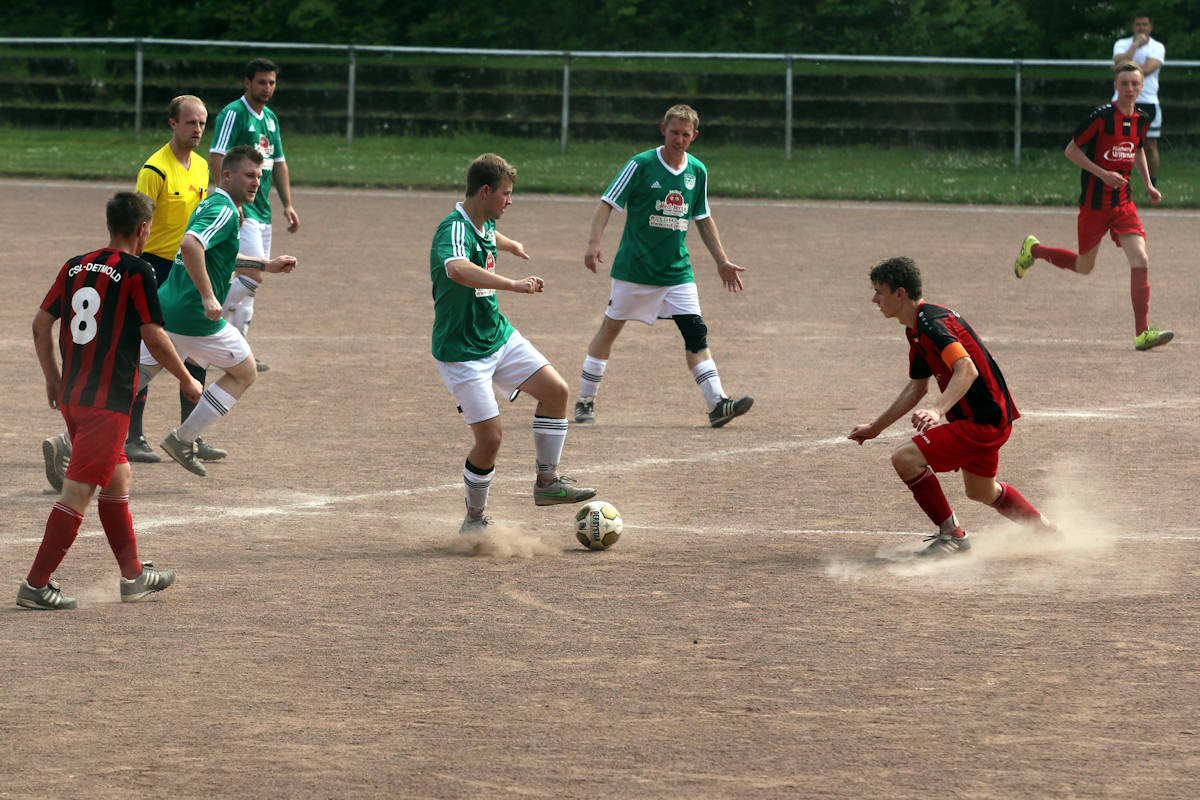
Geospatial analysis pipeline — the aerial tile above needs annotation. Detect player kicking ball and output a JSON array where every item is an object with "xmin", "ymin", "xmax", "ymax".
[
  {"xmin": 849, "ymin": 257, "xmax": 1056, "ymax": 557},
  {"xmin": 430, "ymin": 154, "xmax": 596, "ymax": 533}
]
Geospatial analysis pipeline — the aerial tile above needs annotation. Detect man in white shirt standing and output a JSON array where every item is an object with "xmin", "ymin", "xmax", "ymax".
[{"xmin": 1113, "ymin": 12, "xmax": 1164, "ymax": 185}]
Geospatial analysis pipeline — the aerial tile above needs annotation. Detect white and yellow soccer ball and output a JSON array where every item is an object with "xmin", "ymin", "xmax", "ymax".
[{"xmin": 574, "ymin": 501, "xmax": 623, "ymax": 550}]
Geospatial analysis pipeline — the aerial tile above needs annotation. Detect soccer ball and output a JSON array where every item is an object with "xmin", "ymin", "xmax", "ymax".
[{"xmin": 574, "ymin": 501, "xmax": 623, "ymax": 550}]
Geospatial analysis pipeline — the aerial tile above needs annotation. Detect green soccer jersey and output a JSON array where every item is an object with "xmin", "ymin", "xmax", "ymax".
[
  {"xmin": 429, "ymin": 203, "xmax": 514, "ymax": 363},
  {"xmin": 210, "ymin": 96, "xmax": 285, "ymax": 224},
  {"xmin": 158, "ymin": 189, "xmax": 241, "ymax": 336},
  {"xmin": 604, "ymin": 147, "xmax": 710, "ymax": 287}
]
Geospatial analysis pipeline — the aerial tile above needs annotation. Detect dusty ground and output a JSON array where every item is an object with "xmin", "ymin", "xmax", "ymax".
[{"xmin": 0, "ymin": 178, "xmax": 1197, "ymax": 799}]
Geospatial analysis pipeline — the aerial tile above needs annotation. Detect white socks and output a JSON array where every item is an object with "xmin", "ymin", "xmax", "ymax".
[
  {"xmin": 463, "ymin": 462, "xmax": 494, "ymax": 517},
  {"xmin": 579, "ymin": 355, "xmax": 607, "ymax": 399},
  {"xmin": 532, "ymin": 416, "xmax": 568, "ymax": 478},
  {"xmin": 691, "ymin": 359, "xmax": 725, "ymax": 412},
  {"xmin": 222, "ymin": 275, "xmax": 260, "ymax": 335},
  {"xmin": 177, "ymin": 384, "xmax": 237, "ymax": 442}
]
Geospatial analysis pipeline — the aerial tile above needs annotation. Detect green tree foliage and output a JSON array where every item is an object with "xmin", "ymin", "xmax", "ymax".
[{"xmin": 1, "ymin": 0, "xmax": 1196, "ymax": 58}]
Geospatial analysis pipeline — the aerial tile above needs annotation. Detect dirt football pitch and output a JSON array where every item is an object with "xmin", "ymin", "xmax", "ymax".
[{"xmin": 1, "ymin": 178, "xmax": 1197, "ymax": 799}]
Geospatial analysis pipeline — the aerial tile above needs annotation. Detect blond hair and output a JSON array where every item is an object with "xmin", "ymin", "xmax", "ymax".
[
  {"xmin": 662, "ymin": 104, "xmax": 699, "ymax": 129},
  {"xmin": 168, "ymin": 94, "xmax": 205, "ymax": 120}
]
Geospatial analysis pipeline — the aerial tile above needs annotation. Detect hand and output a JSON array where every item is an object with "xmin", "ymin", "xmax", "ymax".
[
  {"xmin": 1133, "ymin": 33, "xmax": 1149, "ymax": 48},
  {"xmin": 285, "ymin": 206, "xmax": 300, "ymax": 234},
  {"xmin": 179, "ymin": 375, "xmax": 203, "ymax": 404},
  {"xmin": 584, "ymin": 244, "xmax": 602, "ymax": 274},
  {"xmin": 910, "ymin": 407, "xmax": 942, "ymax": 433},
  {"xmin": 1147, "ymin": 185, "xmax": 1162, "ymax": 204},
  {"xmin": 511, "ymin": 276, "xmax": 545, "ymax": 294},
  {"xmin": 44, "ymin": 379, "xmax": 60, "ymax": 409},
  {"xmin": 1100, "ymin": 170, "xmax": 1128, "ymax": 189},
  {"xmin": 266, "ymin": 255, "xmax": 297, "ymax": 274},
  {"xmin": 718, "ymin": 260, "xmax": 746, "ymax": 292},
  {"xmin": 848, "ymin": 423, "xmax": 877, "ymax": 444},
  {"xmin": 509, "ymin": 240, "xmax": 530, "ymax": 260},
  {"xmin": 203, "ymin": 295, "xmax": 223, "ymax": 320}
]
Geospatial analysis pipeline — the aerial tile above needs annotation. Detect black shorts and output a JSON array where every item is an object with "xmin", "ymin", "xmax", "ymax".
[{"xmin": 141, "ymin": 252, "xmax": 174, "ymax": 287}]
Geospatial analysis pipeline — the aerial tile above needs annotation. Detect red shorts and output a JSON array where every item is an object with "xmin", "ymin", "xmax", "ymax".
[
  {"xmin": 1077, "ymin": 203, "xmax": 1145, "ymax": 255},
  {"xmin": 61, "ymin": 405, "xmax": 130, "ymax": 488},
  {"xmin": 912, "ymin": 419, "xmax": 1011, "ymax": 478}
]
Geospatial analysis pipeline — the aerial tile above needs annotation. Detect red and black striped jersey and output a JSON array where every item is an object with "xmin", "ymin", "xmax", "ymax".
[
  {"xmin": 39, "ymin": 248, "xmax": 163, "ymax": 414},
  {"xmin": 1072, "ymin": 104, "xmax": 1148, "ymax": 210},
  {"xmin": 906, "ymin": 302, "xmax": 1019, "ymax": 428}
]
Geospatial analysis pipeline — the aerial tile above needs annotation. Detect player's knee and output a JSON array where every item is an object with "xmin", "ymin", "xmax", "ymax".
[
  {"xmin": 890, "ymin": 443, "xmax": 925, "ymax": 477},
  {"xmin": 672, "ymin": 314, "xmax": 708, "ymax": 353},
  {"xmin": 965, "ymin": 481, "xmax": 999, "ymax": 504}
]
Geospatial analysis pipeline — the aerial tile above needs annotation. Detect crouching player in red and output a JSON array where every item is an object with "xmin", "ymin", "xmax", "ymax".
[
  {"xmin": 18, "ymin": 192, "xmax": 202, "ymax": 609},
  {"xmin": 848, "ymin": 257, "xmax": 1055, "ymax": 557}
]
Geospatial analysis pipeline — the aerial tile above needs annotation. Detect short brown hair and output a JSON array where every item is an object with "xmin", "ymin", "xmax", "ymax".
[
  {"xmin": 466, "ymin": 153, "xmax": 517, "ymax": 197},
  {"xmin": 222, "ymin": 144, "xmax": 263, "ymax": 174},
  {"xmin": 168, "ymin": 94, "xmax": 205, "ymax": 121},
  {"xmin": 1115, "ymin": 61, "xmax": 1144, "ymax": 78},
  {"xmin": 106, "ymin": 191, "xmax": 155, "ymax": 237},
  {"xmin": 662, "ymin": 104, "xmax": 699, "ymax": 129}
]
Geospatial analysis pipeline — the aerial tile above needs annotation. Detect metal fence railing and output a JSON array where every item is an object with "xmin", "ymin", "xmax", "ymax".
[{"xmin": 3, "ymin": 37, "xmax": 1197, "ymax": 165}]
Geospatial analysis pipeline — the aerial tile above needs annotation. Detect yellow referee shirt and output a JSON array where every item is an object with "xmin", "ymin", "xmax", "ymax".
[{"xmin": 136, "ymin": 143, "xmax": 209, "ymax": 261}]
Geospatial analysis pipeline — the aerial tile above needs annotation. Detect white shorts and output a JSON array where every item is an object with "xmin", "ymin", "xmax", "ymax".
[
  {"xmin": 1146, "ymin": 102, "xmax": 1162, "ymax": 138},
  {"xmin": 140, "ymin": 323, "xmax": 253, "ymax": 371},
  {"xmin": 239, "ymin": 217, "xmax": 272, "ymax": 259},
  {"xmin": 436, "ymin": 330, "xmax": 550, "ymax": 425},
  {"xmin": 605, "ymin": 278, "xmax": 701, "ymax": 325}
]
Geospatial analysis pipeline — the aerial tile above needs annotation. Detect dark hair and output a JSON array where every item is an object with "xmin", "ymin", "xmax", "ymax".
[
  {"xmin": 245, "ymin": 57, "xmax": 279, "ymax": 81},
  {"xmin": 466, "ymin": 153, "xmax": 517, "ymax": 197},
  {"xmin": 869, "ymin": 256, "xmax": 922, "ymax": 299},
  {"xmin": 1133, "ymin": 12, "xmax": 1152, "ymax": 23},
  {"xmin": 107, "ymin": 191, "xmax": 155, "ymax": 237},
  {"xmin": 222, "ymin": 144, "xmax": 264, "ymax": 174}
]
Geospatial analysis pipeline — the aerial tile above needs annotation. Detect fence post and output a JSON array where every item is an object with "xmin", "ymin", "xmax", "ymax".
[
  {"xmin": 347, "ymin": 45, "xmax": 356, "ymax": 147},
  {"xmin": 135, "ymin": 39, "xmax": 144, "ymax": 141},
  {"xmin": 1013, "ymin": 60, "xmax": 1022, "ymax": 167},
  {"xmin": 785, "ymin": 55, "xmax": 793, "ymax": 161},
  {"xmin": 560, "ymin": 53, "xmax": 571, "ymax": 155}
]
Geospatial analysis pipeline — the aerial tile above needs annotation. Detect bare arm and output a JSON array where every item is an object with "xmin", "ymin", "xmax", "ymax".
[
  {"xmin": 1112, "ymin": 34, "xmax": 1148, "ymax": 68},
  {"xmin": 32, "ymin": 309, "xmax": 61, "ymax": 408},
  {"xmin": 695, "ymin": 215, "xmax": 746, "ymax": 292},
  {"xmin": 445, "ymin": 259, "xmax": 543, "ymax": 294},
  {"xmin": 496, "ymin": 232, "xmax": 530, "ymax": 260},
  {"xmin": 273, "ymin": 160, "xmax": 300, "ymax": 233},
  {"xmin": 583, "ymin": 202, "xmax": 613, "ymax": 273},
  {"xmin": 848, "ymin": 378, "xmax": 930, "ymax": 444},
  {"xmin": 910, "ymin": 356, "xmax": 978, "ymax": 432},
  {"xmin": 234, "ymin": 254, "xmax": 298, "ymax": 274},
  {"xmin": 1065, "ymin": 140, "xmax": 1127, "ymax": 189},
  {"xmin": 1134, "ymin": 148, "xmax": 1162, "ymax": 204},
  {"xmin": 1141, "ymin": 56, "xmax": 1162, "ymax": 77},
  {"xmin": 207, "ymin": 152, "xmax": 223, "ymax": 190},
  {"xmin": 140, "ymin": 323, "xmax": 203, "ymax": 403}
]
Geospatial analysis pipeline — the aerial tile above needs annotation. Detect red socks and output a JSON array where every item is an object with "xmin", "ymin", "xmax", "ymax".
[
  {"xmin": 27, "ymin": 503, "xmax": 83, "ymax": 587},
  {"xmin": 992, "ymin": 483, "xmax": 1053, "ymax": 530},
  {"xmin": 1031, "ymin": 243, "xmax": 1079, "ymax": 271},
  {"xmin": 904, "ymin": 467, "xmax": 954, "ymax": 527},
  {"xmin": 1130, "ymin": 267, "xmax": 1150, "ymax": 335},
  {"xmin": 98, "ymin": 493, "xmax": 141, "ymax": 580}
]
